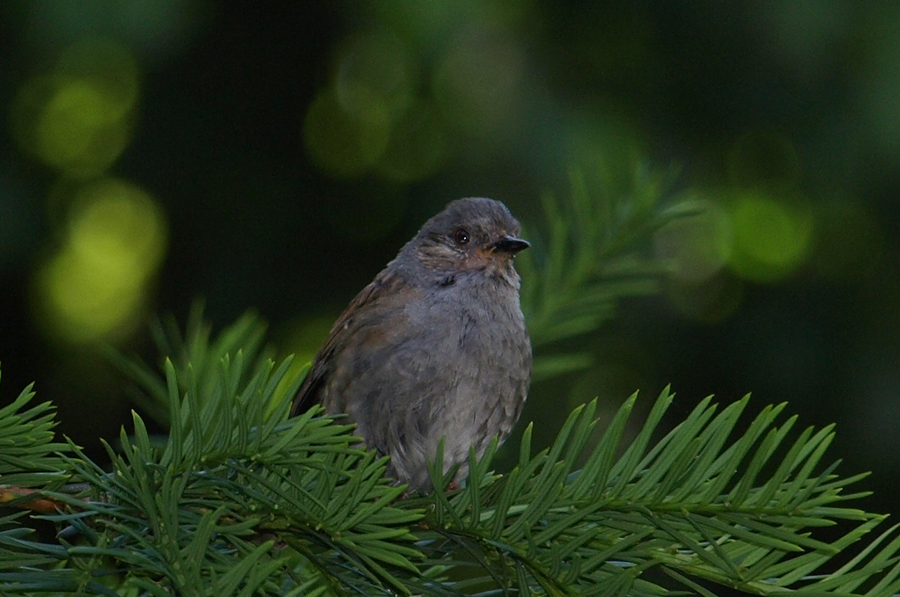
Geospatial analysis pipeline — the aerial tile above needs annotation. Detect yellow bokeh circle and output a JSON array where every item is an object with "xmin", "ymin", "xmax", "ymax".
[
  {"xmin": 727, "ymin": 193, "xmax": 814, "ymax": 283},
  {"xmin": 34, "ymin": 179, "xmax": 168, "ymax": 343},
  {"xmin": 10, "ymin": 38, "xmax": 140, "ymax": 177},
  {"xmin": 303, "ymin": 88, "xmax": 391, "ymax": 177}
]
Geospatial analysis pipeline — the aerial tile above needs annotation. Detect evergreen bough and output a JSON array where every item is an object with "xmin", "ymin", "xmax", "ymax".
[{"xmin": 0, "ymin": 168, "xmax": 895, "ymax": 596}]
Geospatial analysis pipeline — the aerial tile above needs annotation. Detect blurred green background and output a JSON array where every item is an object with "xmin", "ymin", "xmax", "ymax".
[{"xmin": 1, "ymin": 2, "xmax": 898, "ymax": 513}]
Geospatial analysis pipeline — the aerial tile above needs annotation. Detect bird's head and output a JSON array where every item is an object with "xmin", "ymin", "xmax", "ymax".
[{"xmin": 410, "ymin": 197, "xmax": 530, "ymax": 282}]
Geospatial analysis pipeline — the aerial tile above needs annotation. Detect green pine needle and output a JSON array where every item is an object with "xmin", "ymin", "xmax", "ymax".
[{"xmin": 0, "ymin": 170, "xmax": 892, "ymax": 595}]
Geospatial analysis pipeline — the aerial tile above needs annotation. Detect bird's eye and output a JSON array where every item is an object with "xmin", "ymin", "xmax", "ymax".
[{"xmin": 453, "ymin": 228, "xmax": 470, "ymax": 245}]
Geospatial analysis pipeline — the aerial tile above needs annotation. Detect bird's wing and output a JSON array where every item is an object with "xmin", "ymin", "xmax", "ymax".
[{"xmin": 290, "ymin": 267, "xmax": 411, "ymax": 416}]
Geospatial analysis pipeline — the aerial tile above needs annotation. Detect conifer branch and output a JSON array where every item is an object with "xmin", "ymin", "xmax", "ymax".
[{"xmin": 0, "ymin": 170, "xmax": 890, "ymax": 596}]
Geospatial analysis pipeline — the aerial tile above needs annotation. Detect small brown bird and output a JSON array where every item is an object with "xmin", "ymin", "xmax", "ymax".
[{"xmin": 291, "ymin": 197, "xmax": 532, "ymax": 492}]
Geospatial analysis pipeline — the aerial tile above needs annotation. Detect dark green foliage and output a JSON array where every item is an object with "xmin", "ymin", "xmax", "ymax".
[
  {"xmin": 413, "ymin": 393, "xmax": 892, "ymax": 596},
  {"xmin": 0, "ymin": 174, "xmax": 894, "ymax": 595},
  {"xmin": 0, "ymin": 377, "xmax": 70, "ymax": 490},
  {"xmin": 0, "ymin": 349, "xmax": 897, "ymax": 595},
  {"xmin": 518, "ymin": 165, "xmax": 692, "ymax": 380}
]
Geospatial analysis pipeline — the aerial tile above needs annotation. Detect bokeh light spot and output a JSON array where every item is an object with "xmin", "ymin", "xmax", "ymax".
[
  {"xmin": 432, "ymin": 28, "xmax": 525, "ymax": 136},
  {"xmin": 303, "ymin": 89, "xmax": 390, "ymax": 177},
  {"xmin": 654, "ymin": 196, "xmax": 732, "ymax": 283},
  {"xmin": 35, "ymin": 79, "xmax": 130, "ymax": 173},
  {"xmin": 56, "ymin": 38, "xmax": 141, "ymax": 109},
  {"xmin": 727, "ymin": 193, "xmax": 813, "ymax": 283},
  {"xmin": 10, "ymin": 38, "xmax": 139, "ymax": 177},
  {"xmin": 561, "ymin": 118, "xmax": 643, "ymax": 184},
  {"xmin": 335, "ymin": 31, "xmax": 416, "ymax": 121},
  {"xmin": 375, "ymin": 101, "xmax": 446, "ymax": 182},
  {"xmin": 69, "ymin": 180, "xmax": 167, "ymax": 279},
  {"xmin": 38, "ymin": 250, "xmax": 146, "ymax": 343},
  {"xmin": 33, "ymin": 179, "xmax": 168, "ymax": 343}
]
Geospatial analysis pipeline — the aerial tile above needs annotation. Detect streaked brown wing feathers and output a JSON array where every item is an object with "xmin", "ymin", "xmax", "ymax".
[{"xmin": 290, "ymin": 268, "xmax": 409, "ymax": 416}]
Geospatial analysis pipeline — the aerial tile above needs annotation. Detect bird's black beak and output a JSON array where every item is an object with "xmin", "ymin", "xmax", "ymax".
[{"xmin": 489, "ymin": 235, "xmax": 531, "ymax": 254}]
